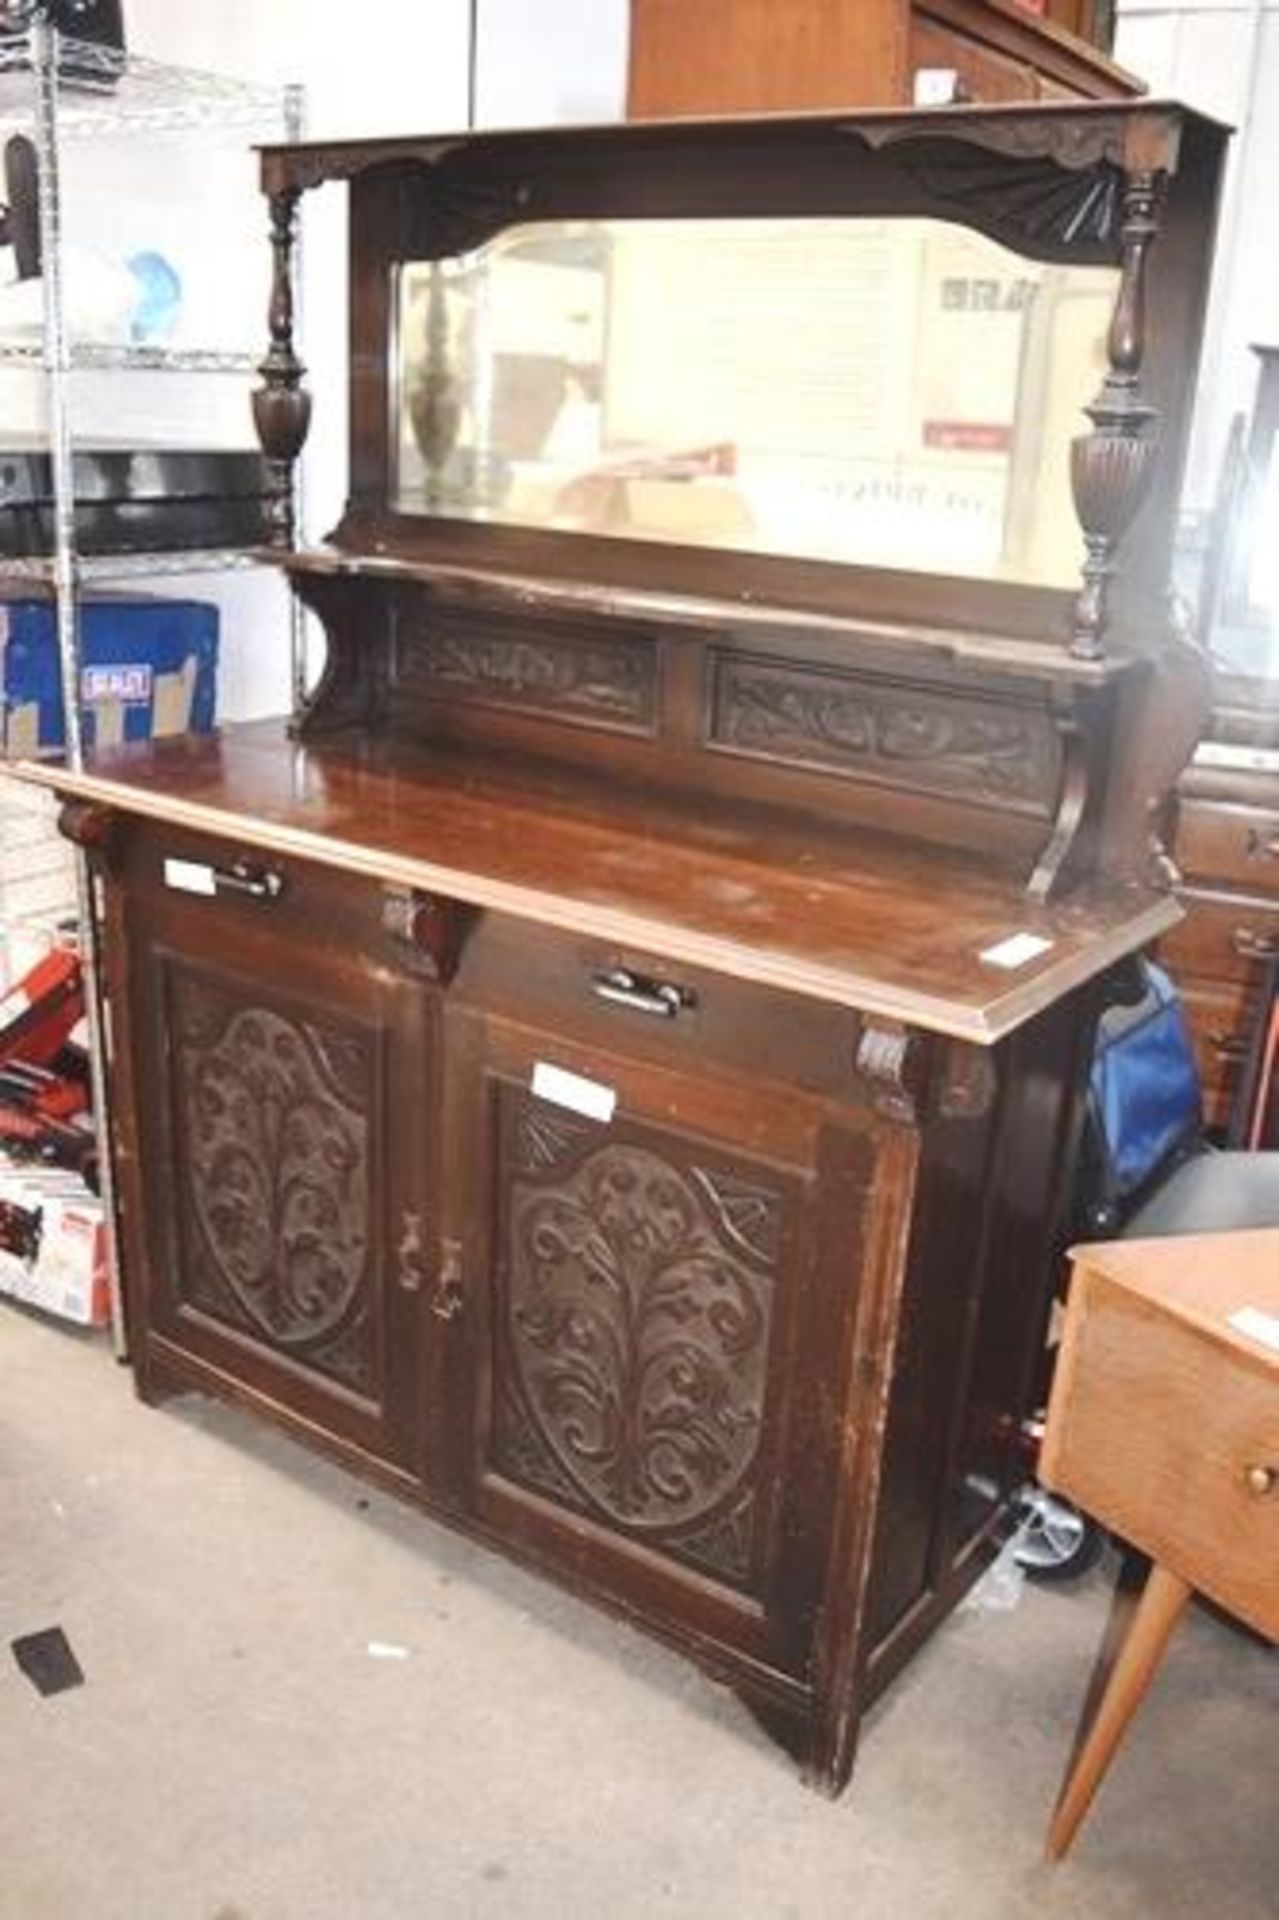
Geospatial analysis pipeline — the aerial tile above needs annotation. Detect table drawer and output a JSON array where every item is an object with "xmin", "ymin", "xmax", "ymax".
[
  {"xmin": 1161, "ymin": 888, "xmax": 1279, "ymax": 988},
  {"xmin": 1176, "ymin": 799, "xmax": 1279, "ymax": 890},
  {"xmin": 1043, "ymin": 1261, "xmax": 1279, "ymax": 1638}
]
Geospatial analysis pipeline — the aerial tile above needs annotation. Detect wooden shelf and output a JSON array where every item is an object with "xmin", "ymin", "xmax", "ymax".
[{"xmin": 264, "ymin": 545, "xmax": 1138, "ymax": 689}]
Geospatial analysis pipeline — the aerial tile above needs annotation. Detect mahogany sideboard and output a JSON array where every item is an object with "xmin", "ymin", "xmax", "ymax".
[
  {"xmin": 12, "ymin": 100, "xmax": 1229, "ymax": 1793},
  {"xmin": 628, "ymin": 0, "xmax": 1140, "ymax": 119}
]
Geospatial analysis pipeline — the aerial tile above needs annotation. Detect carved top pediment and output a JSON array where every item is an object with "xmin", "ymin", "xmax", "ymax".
[
  {"xmin": 260, "ymin": 101, "xmax": 1207, "ymax": 268},
  {"xmin": 851, "ymin": 131, "xmax": 1124, "ymax": 254}
]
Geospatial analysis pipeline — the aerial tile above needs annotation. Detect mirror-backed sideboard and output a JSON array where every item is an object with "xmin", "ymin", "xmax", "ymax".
[{"xmin": 15, "ymin": 100, "xmax": 1229, "ymax": 1791}]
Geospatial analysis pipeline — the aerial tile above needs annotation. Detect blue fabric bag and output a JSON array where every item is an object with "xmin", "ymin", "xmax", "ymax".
[{"xmin": 1086, "ymin": 960, "xmax": 1202, "ymax": 1215}]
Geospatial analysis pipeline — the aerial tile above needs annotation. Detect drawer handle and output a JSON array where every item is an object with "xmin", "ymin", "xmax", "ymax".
[
  {"xmin": 1247, "ymin": 831, "xmax": 1279, "ymax": 861},
  {"xmin": 1245, "ymin": 1464, "xmax": 1277, "ymax": 1498},
  {"xmin": 590, "ymin": 967, "xmax": 694, "ymax": 1020},
  {"xmin": 1208, "ymin": 1031, "xmax": 1249, "ymax": 1063},
  {"xmin": 1231, "ymin": 928, "xmax": 1279, "ymax": 961},
  {"xmin": 213, "ymin": 862, "xmax": 284, "ymax": 902}
]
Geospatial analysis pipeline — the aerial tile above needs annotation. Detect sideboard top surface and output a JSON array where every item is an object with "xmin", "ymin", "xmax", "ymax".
[{"xmin": 10, "ymin": 723, "xmax": 1177, "ymax": 1043}]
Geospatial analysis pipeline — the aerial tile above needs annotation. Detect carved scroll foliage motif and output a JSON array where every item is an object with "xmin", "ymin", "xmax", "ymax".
[
  {"xmin": 399, "ymin": 613, "xmax": 657, "ymax": 732},
  {"xmin": 714, "ymin": 656, "xmax": 1058, "ymax": 811},
  {"xmin": 497, "ymin": 1135, "xmax": 778, "ymax": 1577},
  {"xmin": 173, "ymin": 976, "xmax": 374, "ymax": 1392}
]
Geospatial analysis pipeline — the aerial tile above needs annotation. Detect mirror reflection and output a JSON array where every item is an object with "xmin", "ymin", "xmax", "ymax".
[
  {"xmin": 392, "ymin": 217, "xmax": 1118, "ymax": 588},
  {"xmin": 1207, "ymin": 346, "xmax": 1279, "ymax": 696}
]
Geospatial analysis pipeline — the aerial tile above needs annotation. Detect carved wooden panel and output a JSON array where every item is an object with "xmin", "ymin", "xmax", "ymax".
[
  {"xmin": 870, "ymin": 130, "xmax": 1124, "ymax": 256},
  {"xmin": 166, "ymin": 967, "xmax": 380, "ymax": 1395},
  {"xmin": 394, "ymin": 600, "xmax": 658, "ymax": 734},
  {"xmin": 709, "ymin": 650, "xmax": 1060, "ymax": 815},
  {"xmin": 488, "ymin": 1085, "xmax": 786, "ymax": 1589}
]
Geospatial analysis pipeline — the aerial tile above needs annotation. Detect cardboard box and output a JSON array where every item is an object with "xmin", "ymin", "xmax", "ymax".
[
  {"xmin": 0, "ymin": 592, "xmax": 219, "ymax": 755},
  {"xmin": 0, "ymin": 1161, "xmax": 108, "ymax": 1328}
]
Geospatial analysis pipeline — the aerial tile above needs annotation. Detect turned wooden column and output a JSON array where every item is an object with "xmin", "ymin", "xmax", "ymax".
[
  {"xmin": 252, "ymin": 185, "xmax": 312, "ymax": 548},
  {"xmin": 1070, "ymin": 170, "xmax": 1163, "ymax": 660}
]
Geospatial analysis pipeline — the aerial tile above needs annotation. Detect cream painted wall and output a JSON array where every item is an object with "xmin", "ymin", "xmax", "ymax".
[
  {"xmin": 475, "ymin": 0, "xmax": 629, "ymax": 123},
  {"xmin": 1117, "ymin": 2, "xmax": 1279, "ymax": 526}
]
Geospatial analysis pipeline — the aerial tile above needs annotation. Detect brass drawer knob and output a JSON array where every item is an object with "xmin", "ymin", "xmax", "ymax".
[{"xmin": 1245, "ymin": 1464, "xmax": 1277, "ymax": 1497}]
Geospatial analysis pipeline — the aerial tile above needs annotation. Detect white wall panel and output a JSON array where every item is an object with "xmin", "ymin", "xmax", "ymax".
[
  {"xmin": 474, "ymin": 0, "xmax": 629, "ymax": 125},
  {"xmin": 1118, "ymin": 2, "xmax": 1279, "ymax": 522}
]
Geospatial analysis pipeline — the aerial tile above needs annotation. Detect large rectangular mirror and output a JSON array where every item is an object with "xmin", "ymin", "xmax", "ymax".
[{"xmin": 392, "ymin": 217, "xmax": 1117, "ymax": 589}]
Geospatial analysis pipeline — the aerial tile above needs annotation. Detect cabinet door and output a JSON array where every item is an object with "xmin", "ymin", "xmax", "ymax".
[
  {"xmin": 439, "ymin": 1009, "xmax": 884, "ymax": 1681},
  {"xmin": 117, "ymin": 835, "xmax": 434, "ymax": 1473}
]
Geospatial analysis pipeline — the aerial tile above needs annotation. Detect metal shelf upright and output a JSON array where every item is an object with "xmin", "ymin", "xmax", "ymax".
[{"xmin": 1, "ymin": 18, "xmax": 304, "ymax": 1351}]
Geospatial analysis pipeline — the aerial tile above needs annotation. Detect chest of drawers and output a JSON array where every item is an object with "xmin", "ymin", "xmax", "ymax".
[
  {"xmin": 1164, "ymin": 753, "xmax": 1279, "ymax": 1131},
  {"xmin": 627, "ymin": 0, "xmax": 1139, "ymax": 117}
]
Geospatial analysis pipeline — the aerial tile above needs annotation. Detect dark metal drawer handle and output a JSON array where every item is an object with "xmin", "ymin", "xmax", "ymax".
[
  {"xmin": 1247, "ymin": 830, "xmax": 1279, "ymax": 860},
  {"xmin": 590, "ymin": 967, "xmax": 694, "ymax": 1019},
  {"xmin": 213, "ymin": 863, "xmax": 284, "ymax": 902},
  {"xmin": 1208, "ymin": 1031, "xmax": 1249, "ymax": 1063},
  {"xmin": 1232, "ymin": 927, "xmax": 1279, "ymax": 961}
]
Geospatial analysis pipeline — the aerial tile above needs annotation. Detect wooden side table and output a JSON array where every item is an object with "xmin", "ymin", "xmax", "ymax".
[{"xmin": 1039, "ymin": 1228, "xmax": 1279, "ymax": 1858}]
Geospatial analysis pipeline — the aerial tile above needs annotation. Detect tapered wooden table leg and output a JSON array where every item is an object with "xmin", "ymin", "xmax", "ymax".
[{"xmin": 1046, "ymin": 1561, "xmax": 1192, "ymax": 1860}]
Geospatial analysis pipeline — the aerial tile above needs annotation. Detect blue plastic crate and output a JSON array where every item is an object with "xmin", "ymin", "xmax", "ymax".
[{"xmin": 0, "ymin": 594, "xmax": 219, "ymax": 755}]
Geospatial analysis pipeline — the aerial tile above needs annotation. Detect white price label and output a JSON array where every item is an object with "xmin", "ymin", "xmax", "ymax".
[
  {"xmin": 979, "ymin": 931, "xmax": 1054, "ymax": 971},
  {"xmin": 913, "ymin": 67, "xmax": 961, "ymax": 106},
  {"xmin": 163, "ymin": 858, "xmax": 216, "ymax": 897},
  {"xmin": 1229, "ymin": 1306, "xmax": 1279, "ymax": 1355},
  {"xmin": 531, "ymin": 1061, "xmax": 616, "ymax": 1124}
]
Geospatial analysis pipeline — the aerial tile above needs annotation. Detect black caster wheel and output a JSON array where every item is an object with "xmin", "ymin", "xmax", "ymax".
[{"xmin": 1012, "ymin": 1484, "xmax": 1104, "ymax": 1583}]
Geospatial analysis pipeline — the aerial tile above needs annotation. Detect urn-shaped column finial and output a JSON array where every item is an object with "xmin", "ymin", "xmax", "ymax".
[
  {"xmin": 1069, "ymin": 171, "xmax": 1163, "ymax": 660},
  {"xmin": 252, "ymin": 185, "xmax": 312, "ymax": 549}
]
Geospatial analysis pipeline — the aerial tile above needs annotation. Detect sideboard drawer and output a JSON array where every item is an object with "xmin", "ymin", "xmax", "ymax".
[
  {"xmin": 119, "ymin": 816, "xmax": 384, "ymax": 938},
  {"xmin": 114, "ymin": 816, "xmax": 472, "ymax": 987},
  {"xmin": 452, "ymin": 911, "xmax": 872, "ymax": 1106},
  {"xmin": 1176, "ymin": 799, "xmax": 1279, "ymax": 890},
  {"xmin": 1160, "ymin": 887, "xmax": 1279, "ymax": 988}
]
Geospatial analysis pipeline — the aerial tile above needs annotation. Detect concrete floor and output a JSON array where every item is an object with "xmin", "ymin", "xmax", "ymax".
[{"xmin": 1, "ymin": 1302, "xmax": 1275, "ymax": 1920}]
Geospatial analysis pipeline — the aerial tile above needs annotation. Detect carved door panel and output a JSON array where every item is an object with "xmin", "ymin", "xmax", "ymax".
[
  {"xmin": 440, "ymin": 1010, "xmax": 883, "ymax": 1679},
  {"xmin": 123, "ymin": 862, "xmax": 434, "ymax": 1471}
]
